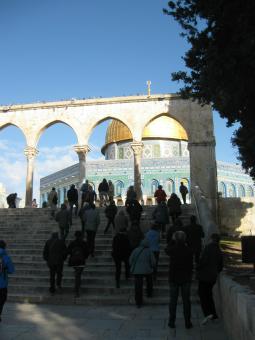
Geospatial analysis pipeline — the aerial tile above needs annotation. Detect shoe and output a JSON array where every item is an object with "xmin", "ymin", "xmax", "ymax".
[
  {"xmin": 168, "ymin": 321, "xmax": 175, "ymax": 328},
  {"xmin": 185, "ymin": 322, "xmax": 193, "ymax": 329},
  {"xmin": 201, "ymin": 314, "xmax": 213, "ymax": 325},
  {"xmin": 136, "ymin": 304, "xmax": 142, "ymax": 308}
]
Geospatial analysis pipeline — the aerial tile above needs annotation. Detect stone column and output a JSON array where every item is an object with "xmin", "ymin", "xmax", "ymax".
[
  {"xmin": 74, "ymin": 145, "xmax": 90, "ymax": 188},
  {"xmin": 188, "ymin": 140, "xmax": 218, "ymax": 219},
  {"xmin": 24, "ymin": 146, "xmax": 38, "ymax": 207},
  {"xmin": 130, "ymin": 142, "xmax": 144, "ymax": 202}
]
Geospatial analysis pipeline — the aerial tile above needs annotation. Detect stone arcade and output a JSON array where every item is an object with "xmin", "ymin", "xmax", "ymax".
[{"xmin": 0, "ymin": 93, "xmax": 221, "ymax": 216}]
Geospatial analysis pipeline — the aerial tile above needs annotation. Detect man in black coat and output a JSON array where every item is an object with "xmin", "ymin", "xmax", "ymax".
[
  {"xmin": 104, "ymin": 199, "xmax": 118, "ymax": 234},
  {"xmin": 112, "ymin": 226, "xmax": 131, "ymax": 288},
  {"xmin": 43, "ymin": 232, "xmax": 67, "ymax": 294},
  {"xmin": 67, "ymin": 231, "xmax": 90, "ymax": 297},
  {"xmin": 67, "ymin": 184, "xmax": 78, "ymax": 220},
  {"xmin": 197, "ymin": 233, "xmax": 223, "ymax": 324},
  {"xmin": 185, "ymin": 215, "xmax": 204, "ymax": 265},
  {"xmin": 165, "ymin": 231, "xmax": 193, "ymax": 329},
  {"xmin": 126, "ymin": 199, "xmax": 143, "ymax": 224}
]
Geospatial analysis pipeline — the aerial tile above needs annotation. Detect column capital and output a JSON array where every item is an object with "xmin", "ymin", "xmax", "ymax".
[
  {"xmin": 24, "ymin": 146, "xmax": 39, "ymax": 159},
  {"xmin": 130, "ymin": 142, "xmax": 144, "ymax": 156},
  {"xmin": 73, "ymin": 144, "xmax": 90, "ymax": 155}
]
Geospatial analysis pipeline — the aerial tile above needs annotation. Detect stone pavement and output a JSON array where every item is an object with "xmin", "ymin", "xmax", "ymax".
[{"xmin": 0, "ymin": 303, "xmax": 228, "ymax": 340}]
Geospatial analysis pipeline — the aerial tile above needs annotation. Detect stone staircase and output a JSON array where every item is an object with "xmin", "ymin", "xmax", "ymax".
[{"xmin": 0, "ymin": 204, "xmax": 197, "ymax": 305}]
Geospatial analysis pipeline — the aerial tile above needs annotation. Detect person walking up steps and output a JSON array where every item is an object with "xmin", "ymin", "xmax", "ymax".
[
  {"xmin": 67, "ymin": 184, "xmax": 79, "ymax": 221},
  {"xmin": 48, "ymin": 187, "xmax": 58, "ymax": 217},
  {"xmin": 98, "ymin": 178, "xmax": 109, "ymax": 207},
  {"xmin": 165, "ymin": 231, "xmax": 193, "ymax": 329},
  {"xmin": 0, "ymin": 240, "xmax": 14, "ymax": 322},
  {"xmin": 67, "ymin": 231, "xmax": 90, "ymax": 298},
  {"xmin": 145, "ymin": 224, "xmax": 160, "ymax": 281},
  {"xmin": 185, "ymin": 215, "xmax": 204, "ymax": 265},
  {"xmin": 104, "ymin": 199, "xmax": 117, "ymax": 234},
  {"xmin": 154, "ymin": 185, "xmax": 167, "ymax": 204},
  {"xmin": 112, "ymin": 225, "xmax": 131, "ymax": 288},
  {"xmin": 129, "ymin": 239, "xmax": 156, "ymax": 308},
  {"xmin": 83, "ymin": 203, "xmax": 100, "ymax": 257},
  {"xmin": 55, "ymin": 204, "xmax": 71, "ymax": 240},
  {"xmin": 43, "ymin": 232, "xmax": 67, "ymax": 295},
  {"xmin": 167, "ymin": 193, "xmax": 182, "ymax": 224},
  {"xmin": 179, "ymin": 182, "xmax": 188, "ymax": 204},
  {"xmin": 197, "ymin": 233, "xmax": 223, "ymax": 325}
]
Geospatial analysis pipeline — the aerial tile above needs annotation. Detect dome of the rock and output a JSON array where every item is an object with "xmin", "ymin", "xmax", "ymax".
[{"xmin": 102, "ymin": 116, "xmax": 188, "ymax": 154}]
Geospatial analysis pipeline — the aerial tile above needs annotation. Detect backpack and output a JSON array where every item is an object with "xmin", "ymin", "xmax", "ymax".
[
  {"xmin": 69, "ymin": 246, "xmax": 85, "ymax": 267},
  {"xmin": 0, "ymin": 255, "xmax": 6, "ymax": 277}
]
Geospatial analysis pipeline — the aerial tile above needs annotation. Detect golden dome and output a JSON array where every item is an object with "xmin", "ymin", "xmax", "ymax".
[{"xmin": 102, "ymin": 116, "xmax": 188, "ymax": 153}]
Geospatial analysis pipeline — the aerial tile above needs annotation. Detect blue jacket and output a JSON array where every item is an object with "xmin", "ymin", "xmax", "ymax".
[
  {"xmin": 146, "ymin": 229, "xmax": 160, "ymax": 252},
  {"xmin": 129, "ymin": 239, "xmax": 156, "ymax": 275},
  {"xmin": 0, "ymin": 248, "xmax": 15, "ymax": 288}
]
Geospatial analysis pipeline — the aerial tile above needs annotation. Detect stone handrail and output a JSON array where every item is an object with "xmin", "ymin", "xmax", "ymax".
[{"xmin": 191, "ymin": 185, "xmax": 219, "ymax": 243}]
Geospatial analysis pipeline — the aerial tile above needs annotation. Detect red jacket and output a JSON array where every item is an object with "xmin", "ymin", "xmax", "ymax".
[{"xmin": 154, "ymin": 189, "xmax": 167, "ymax": 203}]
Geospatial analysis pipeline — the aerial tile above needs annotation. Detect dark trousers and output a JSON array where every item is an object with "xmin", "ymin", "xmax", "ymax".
[
  {"xmin": 181, "ymin": 193, "xmax": 187, "ymax": 204},
  {"xmin": 134, "ymin": 274, "xmax": 153, "ymax": 306},
  {"xmin": 86, "ymin": 230, "xmax": 96, "ymax": 256},
  {"xmin": 169, "ymin": 282, "xmax": 191, "ymax": 325},
  {"xmin": 60, "ymin": 226, "xmax": 69, "ymax": 240},
  {"xmin": 69, "ymin": 201, "xmax": 78, "ymax": 218},
  {"xmin": 114, "ymin": 258, "xmax": 130, "ymax": 283},
  {"xmin": 74, "ymin": 267, "xmax": 84, "ymax": 294},
  {"xmin": 157, "ymin": 223, "xmax": 166, "ymax": 234},
  {"xmin": 193, "ymin": 248, "xmax": 201, "ymax": 265},
  {"xmin": 0, "ymin": 288, "xmax": 7, "ymax": 315},
  {"xmin": 49, "ymin": 263, "xmax": 63, "ymax": 292},
  {"xmin": 170, "ymin": 213, "xmax": 181, "ymax": 224},
  {"xmin": 153, "ymin": 251, "xmax": 160, "ymax": 279},
  {"xmin": 104, "ymin": 217, "xmax": 115, "ymax": 233},
  {"xmin": 198, "ymin": 280, "xmax": 217, "ymax": 317}
]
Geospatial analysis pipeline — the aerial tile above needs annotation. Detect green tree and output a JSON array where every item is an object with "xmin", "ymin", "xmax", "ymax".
[{"xmin": 164, "ymin": 0, "xmax": 255, "ymax": 179}]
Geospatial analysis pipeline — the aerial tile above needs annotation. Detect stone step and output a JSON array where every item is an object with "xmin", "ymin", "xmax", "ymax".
[
  {"xmin": 0, "ymin": 205, "xmax": 196, "ymax": 305},
  {"xmin": 9, "ymin": 275, "xmax": 174, "ymax": 286},
  {"xmin": 7, "ymin": 292, "xmax": 200, "ymax": 305},
  {"xmin": 13, "ymin": 267, "xmax": 170, "ymax": 277},
  {"xmin": 9, "ymin": 255, "xmax": 171, "ymax": 264},
  {"xmin": 8, "ymin": 282, "xmax": 197, "ymax": 296}
]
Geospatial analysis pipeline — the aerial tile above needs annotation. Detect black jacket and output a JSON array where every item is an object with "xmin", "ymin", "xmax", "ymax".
[
  {"xmin": 98, "ymin": 181, "xmax": 109, "ymax": 193},
  {"xmin": 112, "ymin": 232, "xmax": 131, "ymax": 260},
  {"xmin": 165, "ymin": 243, "xmax": 193, "ymax": 284},
  {"xmin": 126, "ymin": 200, "xmax": 143, "ymax": 221},
  {"xmin": 67, "ymin": 187, "xmax": 78, "ymax": 202},
  {"xmin": 67, "ymin": 239, "xmax": 90, "ymax": 267},
  {"xmin": 43, "ymin": 237, "xmax": 67, "ymax": 266},
  {"xmin": 105, "ymin": 204, "xmax": 118, "ymax": 219},
  {"xmin": 197, "ymin": 242, "xmax": 223, "ymax": 282},
  {"xmin": 185, "ymin": 223, "xmax": 204, "ymax": 251}
]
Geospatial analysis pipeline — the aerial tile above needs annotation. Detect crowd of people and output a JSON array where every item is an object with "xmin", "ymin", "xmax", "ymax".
[{"xmin": 0, "ymin": 181, "xmax": 223, "ymax": 330}]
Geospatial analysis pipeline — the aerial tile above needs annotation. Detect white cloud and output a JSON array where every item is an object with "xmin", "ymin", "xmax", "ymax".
[{"xmin": 0, "ymin": 140, "xmax": 104, "ymax": 203}]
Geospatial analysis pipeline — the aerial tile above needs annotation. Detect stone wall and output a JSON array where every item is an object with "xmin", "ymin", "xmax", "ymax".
[
  {"xmin": 215, "ymin": 274, "xmax": 255, "ymax": 340},
  {"xmin": 219, "ymin": 197, "xmax": 255, "ymax": 236}
]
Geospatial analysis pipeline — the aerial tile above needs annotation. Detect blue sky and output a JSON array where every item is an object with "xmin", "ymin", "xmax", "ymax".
[{"xmin": 0, "ymin": 0, "xmax": 240, "ymax": 200}]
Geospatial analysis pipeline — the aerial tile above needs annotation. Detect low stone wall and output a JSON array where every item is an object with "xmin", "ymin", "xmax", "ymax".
[
  {"xmin": 215, "ymin": 273, "xmax": 255, "ymax": 340},
  {"xmin": 219, "ymin": 197, "xmax": 255, "ymax": 236}
]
